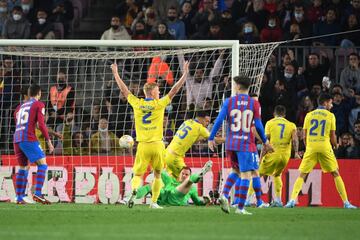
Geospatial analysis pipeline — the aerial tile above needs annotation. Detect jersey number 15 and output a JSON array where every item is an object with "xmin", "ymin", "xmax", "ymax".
[{"xmin": 16, "ymin": 106, "xmax": 30, "ymax": 125}]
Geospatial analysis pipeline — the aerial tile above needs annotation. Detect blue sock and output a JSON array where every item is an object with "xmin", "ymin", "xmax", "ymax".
[
  {"xmin": 253, "ymin": 177, "xmax": 263, "ymax": 207},
  {"xmin": 237, "ymin": 179, "xmax": 250, "ymax": 210},
  {"xmin": 233, "ymin": 177, "xmax": 241, "ymax": 205},
  {"xmin": 222, "ymin": 172, "xmax": 238, "ymax": 199},
  {"xmin": 35, "ymin": 165, "xmax": 47, "ymax": 196},
  {"xmin": 16, "ymin": 169, "xmax": 28, "ymax": 201}
]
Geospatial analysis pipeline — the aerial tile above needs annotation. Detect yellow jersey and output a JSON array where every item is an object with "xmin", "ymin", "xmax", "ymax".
[
  {"xmin": 303, "ymin": 108, "xmax": 336, "ymax": 152},
  {"xmin": 265, "ymin": 117, "xmax": 296, "ymax": 154},
  {"xmin": 167, "ymin": 119, "xmax": 210, "ymax": 157},
  {"xmin": 128, "ymin": 93, "xmax": 171, "ymax": 142}
]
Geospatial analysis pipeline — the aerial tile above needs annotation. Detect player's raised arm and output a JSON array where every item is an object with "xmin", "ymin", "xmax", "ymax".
[
  {"xmin": 168, "ymin": 61, "xmax": 189, "ymax": 100},
  {"xmin": 111, "ymin": 63, "xmax": 131, "ymax": 99}
]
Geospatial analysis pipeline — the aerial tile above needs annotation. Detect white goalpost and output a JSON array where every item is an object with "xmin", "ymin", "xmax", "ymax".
[{"xmin": 0, "ymin": 40, "xmax": 279, "ymax": 204}]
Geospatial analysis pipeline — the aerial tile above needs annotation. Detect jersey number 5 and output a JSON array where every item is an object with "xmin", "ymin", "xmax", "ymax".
[
  {"xmin": 16, "ymin": 106, "xmax": 30, "ymax": 125},
  {"xmin": 230, "ymin": 109, "xmax": 253, "ymax": 133},
  {"xmin": 176, "ymin": 124, "xmax": 192, "ymax": 139}
]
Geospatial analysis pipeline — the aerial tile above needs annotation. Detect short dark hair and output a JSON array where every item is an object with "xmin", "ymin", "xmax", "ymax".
[
  {"xmin": 274, "ymin": 105, "xmax": 286, "ymax": 116},
  {"xmin": 308, "ymin": 52, "xmax": 319, "ymax": 59},
  {"xmin": 332, "ymin": 84, "xmax": 343, "ymax": 90},
  {"xmin": 196, "ymin": 110, "xmax": 210, "ymax": 118},
  {"xmin": 28, "ymin": 84, "xmax": 41, "ymax": 97},
  {"xmin": 349, "ymin": 52, "xmax": 359, "ymax": 60},
  {"xmin": 180, "ymin": 166, "xmax": 192, "ymax": 174},
  {"xmin": 355, "ymin": 119, "xmax": 360, "ymax": 126},
  {"xmin": 318, "ymin": 93, "xmax": 332, "ymax": 105},
  {"xmin": 233, "ymin": 75, "xmax": 251, "ymax": 90},
  {"xmin": 20, "ymin": 86, "xmax": 29, "ymax": 98}
]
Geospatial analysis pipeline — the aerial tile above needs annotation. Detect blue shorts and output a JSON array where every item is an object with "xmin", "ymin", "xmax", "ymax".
[
  {"xmin": 18, "ymin": 141, "xmax": 45, "ymax": 163},
  {"xmin": 234, "ymin": 151, "xmax": 260, "ymax": 172}
]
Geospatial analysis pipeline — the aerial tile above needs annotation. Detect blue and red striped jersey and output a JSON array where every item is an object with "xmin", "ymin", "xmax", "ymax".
[
  {"xmin": 209, "ymin": 94, "xmax": 267, "ymax": 152},
  {"xmin": 13, "ymin": 98, "xmax": 50, "ymax": 143}
]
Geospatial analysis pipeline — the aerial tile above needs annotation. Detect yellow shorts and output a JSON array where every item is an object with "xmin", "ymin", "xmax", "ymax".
[
  {"xmin": 164, "ymin": 149, "xmax": 185, "ymax": 179},
  {"xmin": 299, "ymin": 149, "xmax": 338, "ymax": 173},
  {"xmin": 259, "ymin": 152, "xmax": 290, "ymax": 176},
  {"xmin": 133, "ymin": 141, "xmax": 165, "ymax": 175}
]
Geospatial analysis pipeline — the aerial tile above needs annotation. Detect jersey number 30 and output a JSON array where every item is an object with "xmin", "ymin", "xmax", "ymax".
[{"xmin": 230, "ymin": 109, "xmax": 253, "ymax": 133}]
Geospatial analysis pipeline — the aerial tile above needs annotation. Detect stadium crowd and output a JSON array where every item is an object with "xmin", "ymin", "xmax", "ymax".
[{"xmin": 0, "ymin": 0, "xmax": 359, "ymax": 158}]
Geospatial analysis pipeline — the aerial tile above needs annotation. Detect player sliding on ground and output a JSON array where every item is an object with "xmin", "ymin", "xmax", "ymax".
[
  {"xmin": 13, "ymin": 84, "xmax": 54, "ymax": 204},
  {"xmin": 165, "ymin": 110, "xmax": 224, "ymax": 179},
  {"xmin": 111, "ymin": 61, "xmax": 189, "ymax": 209},
  {"xmin": 134, "ymin": 162, "xmax": 212, "ymax": 206},
  {"xmin": 257, "ymin": 105, "xmax": 299, "ymax": 207},
  {"xmin": 208, "ymin": 76, "xmax": 273, "ymax": 215},
  {"xmin": 285, "ymin": 93, "xmax": 357, "ymax": 209}
]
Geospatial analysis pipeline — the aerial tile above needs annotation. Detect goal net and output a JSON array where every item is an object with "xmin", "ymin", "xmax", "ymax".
[{"xmin": 0, "ymin": 40, "xmax": 279, "ymax": 204}]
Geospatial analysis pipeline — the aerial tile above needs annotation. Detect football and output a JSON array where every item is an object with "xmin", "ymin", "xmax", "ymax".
[{"xmin": 119, "ymin": 135, "xmax": 134, "ymax": 149}]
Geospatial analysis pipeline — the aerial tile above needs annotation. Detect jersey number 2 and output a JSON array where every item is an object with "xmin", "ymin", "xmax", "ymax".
[
  {"xmin": 142, "ymin": 112, "xmax": 152, "ymax": 124},
  {"xmin": 230, "ymin": 109, "xmax": 253, "ymax": 133}
]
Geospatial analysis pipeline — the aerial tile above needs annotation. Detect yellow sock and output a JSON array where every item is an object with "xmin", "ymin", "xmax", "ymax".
[
  {"xmin": 290, "ymin": 177, "xmax": 304, "ymax": 201},
  {"xmin": 151, "ymin": 177, "xmax": 163, "ymax": 202},
  {"xmin": 247, "ymin": 179, "xmax": 255, "ymax": 197},
  {"xmin": 334, "ymin": 176, "xmax": 348, "ymax": 202},
  {"xmin": 274, "ymin": 176, "xmax": 283, "ymax": 200},
  {"xmin": 131, "ymin": 175, "xmax": 142, "ymax": 191}
]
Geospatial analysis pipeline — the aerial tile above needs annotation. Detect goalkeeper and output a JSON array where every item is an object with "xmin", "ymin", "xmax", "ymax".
[{"xmin": 135, "ymin": 161, "xmax": 212, "ymax": 206}]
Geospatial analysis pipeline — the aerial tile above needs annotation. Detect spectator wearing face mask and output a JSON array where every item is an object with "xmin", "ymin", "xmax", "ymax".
[
  {"xmin": 90, "ymin": 118, "xmax": 121, "ymax": 155},
  {"xmin": 47, "ymin": 69, "xmax": 75, "ymax": 127},
  {"xmin": 2, "ymin": 5, "xmax": 30, "ymax": 39},
  {"xmin": 238, "ymin": 21, "xmax": 259, "ymax": 44},
  {"xmin": 284, "ymin": 4, "xmax": 313, "ymax": 42},
  {"xmin": 131, "ymin": 20, "xmax": 150, "ymax": 40},
  {"xmin": 100, "ymin": 15, "xmax": 131, "ymax": 40},
  {"xmin": 30, "ymin": 9, "xmax": 55, "ymax": 39},
  {"xmin": 20, "ymin": 0, "xmax": 35, "ymax": 22},
  {"xmin": 260, "ymin": 15, "xmax": 283, "ymax": 42}
]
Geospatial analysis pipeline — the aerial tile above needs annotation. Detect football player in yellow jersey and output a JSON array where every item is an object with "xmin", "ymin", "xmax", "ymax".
[
  {"xmin": 258, "ymin": 105, "xmax": 299, "ymax": 207},
  {"xmin": 111, "ymin": 61, "xmax": 189, "ymax": 209},
  {"xmin": 165, "ymin": 110, "xmax": 224, "ymax": 179},
  {"xmin": 285, "ymin": 93, "xmax": 356, "ymax": 209}
]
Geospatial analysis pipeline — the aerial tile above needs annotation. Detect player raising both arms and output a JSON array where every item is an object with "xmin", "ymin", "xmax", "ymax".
[
  {"xmin": 258, "ymin": 105, "xmax": 298, "ymax": 207},
  {"xmin": 285, "ymin": 93, "xmax": 356, "ymax": 209},
  {"xmin": 165, "ymin": 110, "xmax": 224, "ymax": 179},
  {"xmin": 13, "ymin": 84, "xmax": 54, "ymax": 204},
  {"xmin": 111, "ymin": 60, "xmax": 189, "ymax": 209},
  {"xmin": 208, "ymin": 76, "xmax": 273, "ymax": 215}
]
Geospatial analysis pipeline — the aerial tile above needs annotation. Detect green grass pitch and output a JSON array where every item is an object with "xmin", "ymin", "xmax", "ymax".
[{"xmin": 0, "ymin": 203, "xmax": 359, "ymax": 240}]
